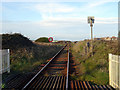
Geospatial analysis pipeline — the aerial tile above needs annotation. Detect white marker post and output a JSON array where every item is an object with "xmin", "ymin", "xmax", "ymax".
[{"xmin": 88, "ymin": 16, "xmax": 95, "ymax": 56}]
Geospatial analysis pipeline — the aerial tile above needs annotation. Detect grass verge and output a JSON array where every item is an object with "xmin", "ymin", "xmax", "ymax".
[
  {"xmin": 71, "ymin": 40, "xmax": 118, "ymax": 85},
  {"xmin": 2, "ymin": 44, "xmax": 63, "ymax": 81}
]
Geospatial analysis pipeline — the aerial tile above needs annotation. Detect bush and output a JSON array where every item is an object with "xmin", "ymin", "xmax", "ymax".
[
  {"xmin": 10, "ymin": 45, "xmax": 62, "ymax": 72},
  {"xmin": 35, "ymin": 37, "xmax": 49, "ymax": 43},
  {"xmin": 2, "ymin": 33, "xmax": 34, "ymax": 50}
]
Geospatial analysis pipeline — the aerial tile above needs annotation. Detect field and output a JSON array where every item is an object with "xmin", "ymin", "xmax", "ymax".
[{"xmin": 71, "ymin": 40, "xmax": 118, "ymax": 85}]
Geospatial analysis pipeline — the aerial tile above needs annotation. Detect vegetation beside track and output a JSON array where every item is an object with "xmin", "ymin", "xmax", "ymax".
[
  {"xmin": 71, "ymin": 40, "xmax": 118, "ymax": 85},
  {"xmin": 2, "ymin": 33, "xmax": 63, "ymax": 80},
  {"xmin": 10, "ymin": 45, "xmax": 62, "ymax": 73}
]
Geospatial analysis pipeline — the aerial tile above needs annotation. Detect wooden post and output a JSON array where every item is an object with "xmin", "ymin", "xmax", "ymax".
[
  {"xmin": 7, "ymin": 49, "xmax": 10, "ymax": 73},
  {"xmin": 115, "ymin": 55, "xmax": 118, "ymax": 89},
  {"xmin": 0, "ymin": 50, "xmax": 2, "ymax": 74},
  {"xmin": 109, "ymin": 54, "xmax": 112, "ymax": 86},
  {"xmin": 118, "ymin": 56, "xmax": 120, "ymax": 89},
  {"xmin": 109, "ymin": 54, "xmax": 120, "ymax": 89},
  {"xmin": 90, "ymin": 22, "xmax": 93, "ymax": 56},
  {"xmin": 0, "ymin": 50, "xmax": 2, "ymax": 89}
]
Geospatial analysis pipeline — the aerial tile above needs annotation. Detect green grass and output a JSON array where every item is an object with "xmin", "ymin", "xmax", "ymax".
[
  {"xmin": 2, "ymin": 33, "xmax": 64, "ymax": 86},
  {"xmin": 2, "ymin": 44, "xmax": 62, "ymax": 83},
  {"xmin": 10, "ymin": 45, "xmax": 62, "ymax": 73},
  {"xmin": 2, "ymin": 83, "xmax": 5, "ymax": 88},
  {"xmin": 71, "ymin": 40, "xmax": 118, "ymax": 85}
]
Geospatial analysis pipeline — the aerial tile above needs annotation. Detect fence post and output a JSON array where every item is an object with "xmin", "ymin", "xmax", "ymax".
[
  {"xmin": 109, "ymin": 54, "xmax": 112, "ymax": 86},
  {"xmin": 0, "ymin": 49, "xmax": 10, "ymax": 74},
  {"xmin": 116, "ymin": 55, "xmax": 119, "ymax": 89},
  {"xmin": 0, "ymin": 50, "xmax": 2, "ymax": 74},
  {"xmin": 7, "ymin": 49, "xmax": 10, "ymax": 73},
  {"xmin": 0, "ymin": 50, "xmax": 2, "ymax": 89},
  {"xmin": 118, "ymin": 56, "xmax": 120, "ymax": 89},
  {"xmin": 109, "ymin": 54, "xmax": 120, "ymax": 89}
]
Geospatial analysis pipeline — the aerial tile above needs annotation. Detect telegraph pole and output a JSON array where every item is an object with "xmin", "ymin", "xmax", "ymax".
[
  {"xmin": 88, "ymin": 16, "xmax": 94, "ymax": 56},
  {"xmin": 90, "ymin": 20, "xmax": 93, "ymax": 55}
]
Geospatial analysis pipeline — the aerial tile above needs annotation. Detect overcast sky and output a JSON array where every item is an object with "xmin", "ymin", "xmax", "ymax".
[{"xmin": 1, "ymin": 0, "xmax": 119, "ymax": 41}]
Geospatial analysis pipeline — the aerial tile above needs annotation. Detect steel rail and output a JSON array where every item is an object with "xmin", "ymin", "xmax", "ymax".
[
  {"xmin": 66, "ymin": 45, "xmax": 69, "ymax": 90},
  {"xmin": 22, "ymin": 45, "xmax": 66, "ymax": 90}
]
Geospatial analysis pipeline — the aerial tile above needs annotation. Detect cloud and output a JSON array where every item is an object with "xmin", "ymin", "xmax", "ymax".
[
  {"xmin": 2, "ymin": 16, "xmax": 118, "ymax": 40},
  {"xmin": 35, "ymin": 3, "xmax": 74, "ymax": 13},
  {"xmin": 24, "ymin": 1, "xmax": 117, "ymax": 21},
  {"xmin": 29, "ymin": 3, "xmax": 76, "ymax": 19},
  {"xmin": 1, "ymin": 2, "xmax": 118, "ymax": 40},
  {"xmin": 95, "ymin": 17, "xmax": 118, "ymax": 24},
  {"xmin": 38, "ymin": 17, "xmax": 118, "ymax": 27},
  {"xmin": 1, "ymin": 0, "xmax": 119, "ymax": 2},
  {"xmin": 88, "ymin": 0, "xmax": 116, "ymax": 8}
]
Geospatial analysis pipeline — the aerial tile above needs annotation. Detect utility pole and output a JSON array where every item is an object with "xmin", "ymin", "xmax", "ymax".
[{"xmin": 88, "ymin": 16, "xmax": 95, "ymax": 56}]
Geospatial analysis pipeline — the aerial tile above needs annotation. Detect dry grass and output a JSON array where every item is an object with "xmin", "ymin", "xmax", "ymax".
[
  {"xmin": 33, "ymin": 42, "xmax": 54, "ymax": 46},
  {"xmin": 71, "ymin": 40, "xmax": 118, "ymax": 85},
  {"xmin": 10, "ymin": 44, "xmax": 62, "ymax": 73}
]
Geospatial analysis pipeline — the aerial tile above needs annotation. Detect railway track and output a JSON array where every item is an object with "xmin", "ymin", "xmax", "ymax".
[
  {"xmin": 22, "ymin": 44, "xmax": 114, "ymax": 89},
  {"xmin": 69, "ymin": 80, "xmax": 113, "ymax": 90},
  {"xmin": 4, "ymin": 44, "xmax": 114, "ymax": 89},
  {"xmin": 22, "ymin": 44, "xmax": 69, "ymax": 89}
]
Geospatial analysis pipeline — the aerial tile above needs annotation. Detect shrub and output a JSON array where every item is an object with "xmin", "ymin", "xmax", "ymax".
[
  {"xmin": 2, "ymin": 33, "xmax": 34, "ymax": 50},
  {"xmin": 10, "ymin": 45, "xmax": 62, "ymax": 72},
  {"xmin": 35, "ymin": 37, "xmax": 49, "ymax": 43},
  {"xmin": 71, "ymin": 40, "xmax": 118, "ymax": 85}
]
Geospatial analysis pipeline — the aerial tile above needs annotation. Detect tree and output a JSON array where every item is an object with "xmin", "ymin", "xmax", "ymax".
[{"xmin": 35, "ymin": 37, "xmax": 49, "ymax": 43}]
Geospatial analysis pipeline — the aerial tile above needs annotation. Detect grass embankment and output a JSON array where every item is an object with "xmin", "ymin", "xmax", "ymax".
[
  {"xmin": 2, "ymin": 33, "xmax": 62, "ymax": 77},
  {"xmin": 71, "ymin": 40, "xmax": 118, "ymax": 85},
  {"xmin": 10, "ymin": 45, "xmax": 62, "ymax": 73}
]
